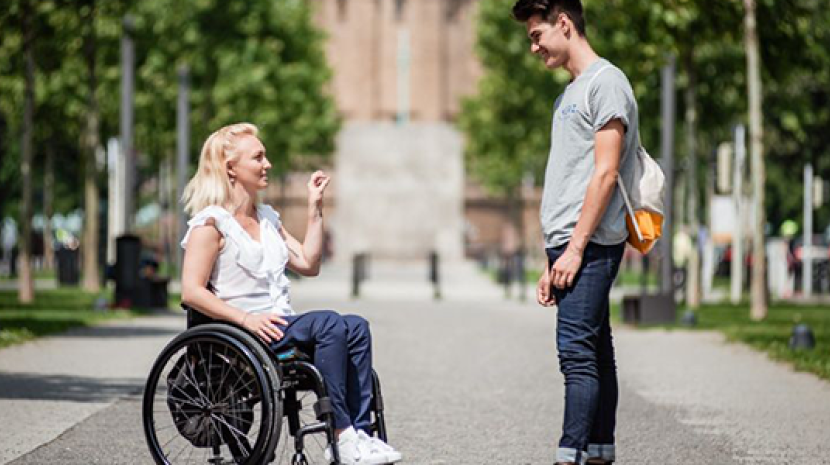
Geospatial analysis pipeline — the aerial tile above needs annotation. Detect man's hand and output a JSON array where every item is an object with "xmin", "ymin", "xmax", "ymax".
[
  {"xmin": 550, "ymin": 245, "xmax": 583, "ymax": 290},
  {"xmin": 241, "ymin": 313, "xmax": 288, "ymax": 343},
  {"xmin": 537, "ymin": 264, "xmax": 556, "ymax": 306}
]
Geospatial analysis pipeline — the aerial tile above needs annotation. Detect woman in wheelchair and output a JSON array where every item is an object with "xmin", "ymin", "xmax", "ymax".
[{"xmin": 177, "ymin": 122, "xmax": 402, "ymax": 465}]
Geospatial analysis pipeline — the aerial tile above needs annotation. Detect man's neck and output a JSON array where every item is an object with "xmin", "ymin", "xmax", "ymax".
[{"xmin": 563, "ymin": 38, "xmax": 600, "ymax": 80}]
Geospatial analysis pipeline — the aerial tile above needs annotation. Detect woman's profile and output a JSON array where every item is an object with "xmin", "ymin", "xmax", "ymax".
[{"xmin": 180, "ymin": 122, "xmax": 402, "ymax": 465}]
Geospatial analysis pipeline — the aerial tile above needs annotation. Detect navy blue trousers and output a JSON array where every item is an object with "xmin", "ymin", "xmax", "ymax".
[
  {"xmin": 547, "ymin": 242, "xmax": 624, "ymax": 463},
  {"xmin": 270, "ymin": 310, "xmax": 373, "ymax": 431}
]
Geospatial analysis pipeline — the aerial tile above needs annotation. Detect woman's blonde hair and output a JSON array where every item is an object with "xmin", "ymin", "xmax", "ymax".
[{"xmin": 182, "ymin": 122, "xmax": 259, "ymax": 215}]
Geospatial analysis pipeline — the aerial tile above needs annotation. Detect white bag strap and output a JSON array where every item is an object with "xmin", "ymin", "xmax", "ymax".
[
  {"xmin": 584, "ymin": 63, "xmax": 643, "ymax": 242},
  {"xmin": 584, "ymin": 64, "xmax": 611, "ymax": 121},
  {"xmin": 617, "ymin": 165, "xmax": 643, "ymax": 242}
]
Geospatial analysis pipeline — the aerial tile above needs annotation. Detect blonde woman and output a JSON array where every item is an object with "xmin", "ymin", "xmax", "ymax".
[{"xmin": 180, "ymin": 123, "xmax": 401, "ymax": 465}]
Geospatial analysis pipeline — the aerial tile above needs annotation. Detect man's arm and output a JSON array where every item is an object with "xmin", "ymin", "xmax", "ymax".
[{"xmin": 550, "ymin": 118, "xmax": 624, "ymax": 289}]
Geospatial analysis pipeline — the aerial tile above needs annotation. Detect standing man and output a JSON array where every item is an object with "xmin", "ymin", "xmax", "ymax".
[{"xmin": 512, "ymin": 1, "xmax": 639, "ymax": 464}]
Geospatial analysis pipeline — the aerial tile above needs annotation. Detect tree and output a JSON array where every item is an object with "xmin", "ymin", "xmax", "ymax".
[
  {"xmin": 132, "ymin": 0, "xmax": 340, "ymax": 174},
  {"xmin": 597, "ymin": 0, "xmax": 743, "ymax": 309},
  {"xmin": 744, "ymin": 0, "xmax": 767, "ymax": 320},
  {"xmin": 18, "ymin": 0, "xmax": 36, "ymax": 303},
  {"xmin": 755, "ymin": 0, "xmax": 830, "ymax": 230},
  {"xmin": 460, "ymin": 0, "xmax": 745, "ymax": 263},
  {"xmin": 80, "ymin": 0, "xmax": 102, "ymax": 292},
  {"xmin": 459, "ymin": 0, "xmax": 568, "ymax": 252},
  {"xmin": 2, "ymin": 0, "xmax": 339, "ymax": 292}
]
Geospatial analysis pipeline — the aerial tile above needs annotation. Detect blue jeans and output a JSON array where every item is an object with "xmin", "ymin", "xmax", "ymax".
[
  {"xmin": 270, "ymin": 310, "xmax": 374, "ymax": 431},
  {"xmin": 547, "ymin": 242, "xmax": 624, "ymax": 464}
]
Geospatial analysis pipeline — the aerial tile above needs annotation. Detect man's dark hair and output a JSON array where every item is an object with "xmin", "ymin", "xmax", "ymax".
[{"xmin": 512, "ymin": 0, "xmax": 586, "ymax": 37}]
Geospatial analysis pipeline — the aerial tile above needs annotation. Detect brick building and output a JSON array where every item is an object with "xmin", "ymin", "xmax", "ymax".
[{"xmin": 267, "ymin": 0, "xmax": 543, "ymax": 261}]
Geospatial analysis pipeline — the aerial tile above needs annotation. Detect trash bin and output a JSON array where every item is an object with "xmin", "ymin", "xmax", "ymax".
[
  {"xmin": 621, "ymin": 294, "xmax": 676, "ymax": 324},
  {"xmin": 55, "ymin": 247, "xmax": 80, "ymax": 286},
  {"xmin": 114, "ymin": 235, "xmax": 141, "ymax": 306},
  {"xmin": 134, "ymin": 255, "xmax": 169, "ymax": 309}
]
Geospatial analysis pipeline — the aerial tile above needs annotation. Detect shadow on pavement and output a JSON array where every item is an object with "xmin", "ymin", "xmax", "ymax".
[
  {"xmin": 59, "ymin": 324, "xmax": 183, "ymax": 339},
  {"xmin": 0, "ymin": 372, "xmax": 144, "ymax": 402}
]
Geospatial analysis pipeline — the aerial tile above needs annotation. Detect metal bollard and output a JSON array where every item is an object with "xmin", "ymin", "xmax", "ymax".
[
  {"xmin": 789, "ymin": 323, "xmax": 815, "ymax": 350},
  {"xmin": 360, "ymin": 253, "xmax": 370, "ymax": 282},
  {"xmin": 515, "ymin": 250, "xmax": 526, "ymax": 301},
  {"xmin": 429, "ymin": 251, "xmax": 441, "ymax": 300},
  {"xmin": 114, "ymin": 235, "xmax": 141, "ymax": 307},
  {"xmin": 680, "ymin": 310, "xmax": 697, "ymax": 326},
  {"xmin": 351, "ymin": 253, "xmax": 362, "ymax": 299}
]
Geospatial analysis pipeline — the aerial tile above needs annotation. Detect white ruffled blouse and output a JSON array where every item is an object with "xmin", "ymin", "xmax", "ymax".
[{"xmin": 181, "ymin": 205, "xmax": 294, "ymax": 316}]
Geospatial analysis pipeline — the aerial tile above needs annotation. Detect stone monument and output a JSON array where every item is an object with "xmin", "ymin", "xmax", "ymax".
[{"xmin": 334, "ymin": 122, "xmax": 464, "ymax": 260}]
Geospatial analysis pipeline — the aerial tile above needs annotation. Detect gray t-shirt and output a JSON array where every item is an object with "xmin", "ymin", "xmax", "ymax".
[{"xmin": 540, "ymin": 58, "xmax": 639, "ymax": 248}]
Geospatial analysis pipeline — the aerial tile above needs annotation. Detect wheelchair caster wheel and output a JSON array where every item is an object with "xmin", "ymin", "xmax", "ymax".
[{"xmin": 291, "ymin": 453, "xmax": 309, "ymax": 465}]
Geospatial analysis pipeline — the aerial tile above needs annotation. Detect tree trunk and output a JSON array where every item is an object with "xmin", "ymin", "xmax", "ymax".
[
  {"xmin": 744, "ymin": 0, "xmax": 768, "ymax": 320},
  {"xmin": 684, "ymin": 53, "xmax": 701, "ymax": 310},
  {"xmin": 81, "ymin": 0, "xmax": 101, "ymax": 293},
  {"xmin": 43, "ymin": 145, "xmax": 55, "ymax": 271},
  {"xmin": 18, "ymin": 0, "xmax": 35, "ymax": 303}
]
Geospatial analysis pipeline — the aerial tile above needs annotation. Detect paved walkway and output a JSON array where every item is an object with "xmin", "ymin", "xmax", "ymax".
[{"xmin": 2, "ymin": 260, "xmax": 829, "ymax": 464}]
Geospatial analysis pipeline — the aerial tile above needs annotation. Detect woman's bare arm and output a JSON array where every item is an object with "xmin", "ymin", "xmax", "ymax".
[{"xmin": 284, "ymin": 171, "xmax": 329, "ymax": 276}]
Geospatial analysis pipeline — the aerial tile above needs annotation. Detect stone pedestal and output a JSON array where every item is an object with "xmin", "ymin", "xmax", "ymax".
[{"xmin": 334, "ymin": 122, "xmax": 464, "ymax": 261}]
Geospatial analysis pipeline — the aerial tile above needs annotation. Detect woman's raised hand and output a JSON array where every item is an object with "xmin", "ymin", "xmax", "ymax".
[
  {"xmin": 307, "ymin": 170, "xmax": 330, "ymax": 206},
  {"xmin": 241, "ymin": 312, "xmax": 288, "ymax": 343}
]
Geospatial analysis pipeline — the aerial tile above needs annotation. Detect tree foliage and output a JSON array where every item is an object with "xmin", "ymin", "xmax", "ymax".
[
  {"xmin": 132, "ymin": 0, "xmax": 340, "ymax": 175},
  {"xmin": 461, "ymin": 0, "xmax": 830, "ymax": 232},
  {"xmin": 459, "ymin": 0, "xmax": 568, "ymax": 197},
  {"xmin": 0, "ymin": 0, "xmax": 339, "ymax": 218}
]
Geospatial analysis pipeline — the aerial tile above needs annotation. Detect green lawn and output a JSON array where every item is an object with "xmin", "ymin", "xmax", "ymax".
[
  {"xmin": 0, "ymin": 288, "xmax": 149, "ymax": 349},
  {"xmin": 616, "ymin": 270, "xmax": 658, "ymax": 287},
  {"xmin": 0, "ymin": 269, "xmax": 57, "ymax": 281}
]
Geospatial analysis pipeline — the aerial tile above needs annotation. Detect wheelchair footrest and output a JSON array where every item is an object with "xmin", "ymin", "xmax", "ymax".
[
  {"xmin": 314, "ymin": 397, "xmax": 333, "ymax": 420},
  {"xmin": 275, "ymin": 347, "xmax": 312, "ymax": 363}
]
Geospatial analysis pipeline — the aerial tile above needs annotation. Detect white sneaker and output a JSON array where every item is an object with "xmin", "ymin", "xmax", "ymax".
[
  {"xmin": 326, "ymin": 427, "xmax": 389, "ymax": 465},
  {"xmin": 357, "ymin": 430, "xmax": 403, "ymax": 463}
]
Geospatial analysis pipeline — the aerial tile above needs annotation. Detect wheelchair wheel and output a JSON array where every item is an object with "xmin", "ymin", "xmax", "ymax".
[{"xmin": 143, "ymin": 324, "xmax": 282, "ymax": 465}]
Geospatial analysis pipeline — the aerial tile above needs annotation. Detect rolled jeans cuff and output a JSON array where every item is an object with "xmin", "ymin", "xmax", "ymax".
[
  {"xmin": 588, "ymin": 443, "xmax": 616, "ymax": 461},
  {"xmin": 557, "ymin": 447, "xmax": 587, "ymax": 465}
]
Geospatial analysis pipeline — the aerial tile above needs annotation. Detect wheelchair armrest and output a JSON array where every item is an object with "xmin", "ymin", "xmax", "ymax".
[{"xmin": 183, "ymin": 303, "xmax": 216, "ymax": 329}]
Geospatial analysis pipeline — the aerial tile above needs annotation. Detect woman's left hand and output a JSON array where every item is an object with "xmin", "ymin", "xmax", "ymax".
[{"xmin": 308, "ymin": 171, "xmax": 330, "ymax": 206}]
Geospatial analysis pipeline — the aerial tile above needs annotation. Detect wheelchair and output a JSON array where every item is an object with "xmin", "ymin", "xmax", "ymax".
[{"xmin": 142, "ymin": 305, "xmax": 389, "ymax": 465}]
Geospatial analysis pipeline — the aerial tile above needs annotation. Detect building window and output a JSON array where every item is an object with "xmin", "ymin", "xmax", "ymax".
[
  {"xmin": 395, "ymin": 0, "xmax": 406, "ymax": 22},
  {"xmin": 337, "ymin": 0, "xmax": 347, "ymax": 22}
]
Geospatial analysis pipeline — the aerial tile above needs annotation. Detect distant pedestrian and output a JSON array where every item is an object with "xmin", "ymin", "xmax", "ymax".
[{"xmin": 512, "ymin": 1, "xmax": 641, "ymax": 463}]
